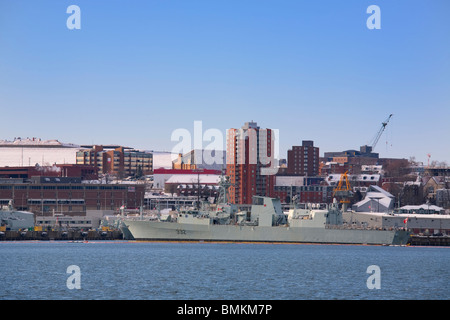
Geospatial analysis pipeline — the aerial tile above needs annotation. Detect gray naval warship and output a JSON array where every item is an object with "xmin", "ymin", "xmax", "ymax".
[{"xmin": 124, "ymin": 176, "xmax": 410, "ymax": 245}]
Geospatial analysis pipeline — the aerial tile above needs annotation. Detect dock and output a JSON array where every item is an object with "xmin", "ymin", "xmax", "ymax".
[
  {"xmin": 408, "ymin": 235, "xmax": 450, "ymax": 246},
  {"xmin": 0, "ymin": 229, "xmax": 123, "ymax": 241}
]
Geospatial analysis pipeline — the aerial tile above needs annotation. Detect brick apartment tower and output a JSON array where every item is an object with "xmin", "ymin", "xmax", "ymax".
[
  {"xmin": 287, "ymin": 140, "xmax": 319, "ymax": 176},
  {"xmin": 226, "ymin": 121, "xmax": 276, "ymax": 205}
]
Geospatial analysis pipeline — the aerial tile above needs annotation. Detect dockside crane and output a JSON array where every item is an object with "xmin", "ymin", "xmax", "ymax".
[
  {"xmin": 366, "ymin": 113, "xmax": 393, "ymax": 152},
  {"xmin": 332, "ymin": 171, "xmax": 354, "ymax": 212}
]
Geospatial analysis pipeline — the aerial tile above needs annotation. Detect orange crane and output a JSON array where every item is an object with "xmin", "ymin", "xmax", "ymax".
[{"xmin": 332, "ymin": 171, "xmax": 354, "ymax": 211}]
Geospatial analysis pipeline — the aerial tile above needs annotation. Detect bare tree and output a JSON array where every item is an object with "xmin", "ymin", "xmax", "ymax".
[{"xmin": 164, "ymin": 184, "xmax": 178, "ymax": 196}]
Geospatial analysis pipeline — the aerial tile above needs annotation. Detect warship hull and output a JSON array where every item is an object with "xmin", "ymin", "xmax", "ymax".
[{"xmin": 124, "ymin": 220, "xmax": 410, "ymax": 245}]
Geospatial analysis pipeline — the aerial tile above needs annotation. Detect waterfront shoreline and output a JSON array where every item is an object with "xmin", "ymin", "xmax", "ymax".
[{"xmin": 1, "ymin": 232, "xmax": 449, "ymax": 246}]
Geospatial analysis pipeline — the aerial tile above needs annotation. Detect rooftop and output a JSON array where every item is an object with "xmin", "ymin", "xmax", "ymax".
[
  {"xmin": 0, "ymin": 138, "xmax": 80, "ymax": 148},
  {"xmin": 165, "ymin": 174, "xmax": 220, "ymax": 185}
]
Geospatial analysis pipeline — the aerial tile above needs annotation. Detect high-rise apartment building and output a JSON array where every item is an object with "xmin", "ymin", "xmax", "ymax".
[
  {"xmin": 287, "ymin": 140, "xmax": 319, "ymax": 176},
  {"xmin": 226, "ymin": 121, "xmax": 276, "ymax": 205}
]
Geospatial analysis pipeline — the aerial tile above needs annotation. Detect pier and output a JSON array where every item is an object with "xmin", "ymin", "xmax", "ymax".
[
  {"xmin": 0, "ymin": 229, "xmax": 123, "ymax": 241},
  {"xmin": 408, "ymin": 235, "xmax": 450, "ymax": 246}
]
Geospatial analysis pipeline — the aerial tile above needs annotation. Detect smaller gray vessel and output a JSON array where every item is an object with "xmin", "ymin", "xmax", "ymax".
[
  {"xmin": 124, "ymin": 176, "xmax": 410, "ymax": 245},
  {"xmin": 0, "ymin": 201, "xmax": 35, "ymax": 231}
]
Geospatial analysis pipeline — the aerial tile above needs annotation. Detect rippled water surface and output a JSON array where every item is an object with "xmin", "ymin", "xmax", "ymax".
[{"xmin": 1, "ymin": 241, "xmax": 449, "ymax": 300}]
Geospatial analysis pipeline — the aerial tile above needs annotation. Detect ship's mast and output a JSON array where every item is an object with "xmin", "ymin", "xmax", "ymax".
[
  {"xmin": 192, "ymin": 169, "xmax": 204, "ymax": 210},
  {"xmin": 217, "ymin": 175, "xmax": 232, "ymax": 206}
]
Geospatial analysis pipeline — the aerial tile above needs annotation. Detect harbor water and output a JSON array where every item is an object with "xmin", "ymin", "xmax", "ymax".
[{"xmin": 0, "ymin": 241, "xmax": 449, "ymax": 300}]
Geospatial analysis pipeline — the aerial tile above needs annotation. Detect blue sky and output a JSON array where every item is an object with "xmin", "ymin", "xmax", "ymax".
[{"xmin": 0, "ymin": 0, "xmax": 449, "ymax": 164}]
